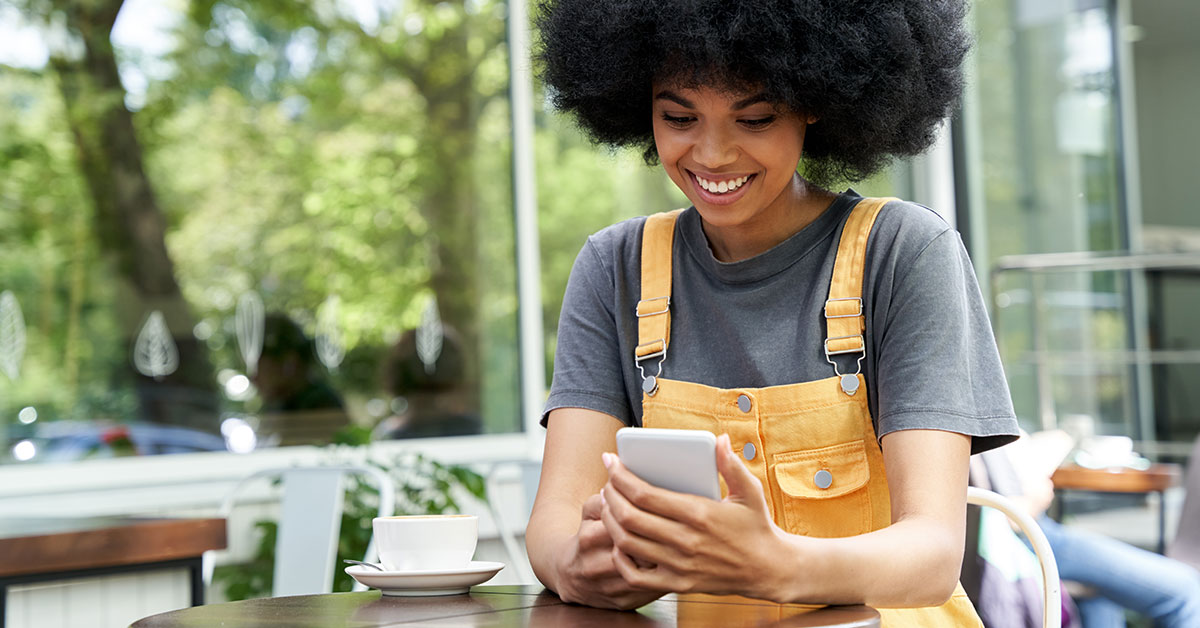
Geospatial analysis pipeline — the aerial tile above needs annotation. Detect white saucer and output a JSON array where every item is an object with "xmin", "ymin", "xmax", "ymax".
[{"xmin": 345, "ymin": 561, "xmax": 505, "ymax": 596}]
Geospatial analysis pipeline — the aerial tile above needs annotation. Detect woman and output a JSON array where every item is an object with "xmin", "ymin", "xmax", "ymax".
[{"xmin": 525, "ymin": 1, "xmax": 1020, "ymax": 624}]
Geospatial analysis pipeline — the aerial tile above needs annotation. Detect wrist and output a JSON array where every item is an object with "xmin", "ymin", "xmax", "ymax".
[
  {"xmin": 758, "ymin": 526, "xmax": 806, "ymax": 603},
  {"xmin": 543, "ymin": 538, "xmax": 573, "ymax": 594}
]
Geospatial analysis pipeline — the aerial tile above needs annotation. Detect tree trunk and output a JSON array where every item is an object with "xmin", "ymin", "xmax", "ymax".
[
  {"xmin": 51, "ymin": 0, "xmax": 218, "ymax": 431},
  {"xmin": 407, "ymin": 6, "xmax": 489, "ymax": 414}
]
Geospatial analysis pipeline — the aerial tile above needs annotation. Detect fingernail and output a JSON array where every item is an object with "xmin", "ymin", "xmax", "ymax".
[
  {"xmin": 601, "ymin": 452, "xmax": 613, "ymax": 469},
  {"xmin": 600, "ymin": 489, "xmax": 607, "ymax": 506}
]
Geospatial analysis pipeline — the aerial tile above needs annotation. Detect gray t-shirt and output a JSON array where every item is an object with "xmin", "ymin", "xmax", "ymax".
[{"xmin": 544, "ymin": 191, "xmax": 1019, "ymax": 455}]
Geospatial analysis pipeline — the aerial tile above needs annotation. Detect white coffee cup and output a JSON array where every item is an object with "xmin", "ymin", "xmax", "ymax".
[{"xmin": 372, "ymin": 514, "xmax": 478, "ymax": 572}]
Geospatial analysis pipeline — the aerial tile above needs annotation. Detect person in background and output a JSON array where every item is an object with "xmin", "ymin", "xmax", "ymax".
[
  {"xmin": 979, "ymin": 436, "xmax": 1200, "ymax": 627},
  {"xmin": 252, "ymin": 313, "xmax": 349, "ymax": 446},
  {"xmin": 373, "ymin": 325, "xmax": 481, "ymax": 440}
]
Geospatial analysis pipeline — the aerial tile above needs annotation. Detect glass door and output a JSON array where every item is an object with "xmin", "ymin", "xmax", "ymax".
[{"xmin": 959, "ymin": 0, "xmax": 1143, "ymax": 439}]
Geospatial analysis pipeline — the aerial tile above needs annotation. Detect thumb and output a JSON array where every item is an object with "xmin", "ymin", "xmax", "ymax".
[
  {"xmin": 581, "ymin": 493, "xmax": 605, "ymax": 521},
  {"xmin": 716, "ymin": 434, "xmax": 767, "ymax": 509}
]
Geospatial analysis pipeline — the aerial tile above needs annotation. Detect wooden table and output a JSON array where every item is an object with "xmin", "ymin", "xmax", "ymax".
[
  {"xmin": 0, "ymin": 517, "xmax": 226, "ymax": 627},
  {"xmin": 132, "ymin": 585, "xmax": 881, "ymax": 627},
  {"xmin": 1051, "ymin": 463, "xmax": 1182, "ymax": 553}
]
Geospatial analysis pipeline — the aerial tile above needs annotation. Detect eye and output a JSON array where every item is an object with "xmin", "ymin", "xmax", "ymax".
[
  {"xmin": 660, "ymin": 113, "xmax": 695, "ymax": 128},
  {"xmin": 739, "ymin": 116, "xmax": 776, "ymax": 129}
]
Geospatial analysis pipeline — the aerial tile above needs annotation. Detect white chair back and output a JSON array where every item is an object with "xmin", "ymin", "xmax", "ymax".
[
  {"xmin": 966, "ymin": 486, "xmax": 1062, "ymax": 628},
  {"xmin": 205, "ymin": 464, "xmax": 395, "ymax": 597}
]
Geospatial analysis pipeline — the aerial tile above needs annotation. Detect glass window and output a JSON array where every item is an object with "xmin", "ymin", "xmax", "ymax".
[
  {"xmin": 0, "ymin": 0, "xmax": 521, "ymax": 464},
  {"xmin": 960, "ymin": 0, "xmax": 1146, "ymax": 439},
  {"xmin": 1128, "ymin": 0, "xmax": 1200, "ymax": 447}
]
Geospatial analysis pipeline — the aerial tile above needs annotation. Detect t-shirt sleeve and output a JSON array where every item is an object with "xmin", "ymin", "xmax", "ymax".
[
  {"xmin": 873, "ymin": 228, "xmax": 1019, "ymax": 454},
  {"xmin": 542, "ymin": 237, "xmax": 633, "ymax": 427}
]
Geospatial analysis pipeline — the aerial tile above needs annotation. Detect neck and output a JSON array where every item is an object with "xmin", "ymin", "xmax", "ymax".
[{"xmin": 703, "ymin": 176, "xmax": 836, "ymax": 262}]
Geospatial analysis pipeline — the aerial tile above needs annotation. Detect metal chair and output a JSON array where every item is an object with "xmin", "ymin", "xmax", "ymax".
[
  {"xmin": 967, "ymin": 486, "xmax": 1062, "ymax": 628},
  {"xmin": 477, "ymin": 460, "xmax": 545, "ymax": 584},
  {"xmin": 203, "ymin": 465, "xmax": 395, "ymax": 597}
]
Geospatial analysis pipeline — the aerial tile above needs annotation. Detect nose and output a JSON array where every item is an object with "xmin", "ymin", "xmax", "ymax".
[{"xmin": 692, "ymin": 124, "xmax": 737, "ymax": 169}]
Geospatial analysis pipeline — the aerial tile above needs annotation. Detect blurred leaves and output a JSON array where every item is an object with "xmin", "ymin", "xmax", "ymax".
[
  {"xmin": 0, "ymin": 0, "xmax": 681, "ymax": 448},
  {"xmin": 0, "ymin": 0, "xmax": 522, "ymax": 438}
]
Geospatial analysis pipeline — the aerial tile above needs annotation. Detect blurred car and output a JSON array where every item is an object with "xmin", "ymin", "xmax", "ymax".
[{"xmin": 5, "ymin": 420, "xmax": 228, "ymax": 463}]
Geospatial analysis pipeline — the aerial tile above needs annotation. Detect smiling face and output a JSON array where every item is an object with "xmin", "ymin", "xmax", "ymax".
[{"xmin": 652, "ymin": 82, "xmax": 818, "ymax": 260}]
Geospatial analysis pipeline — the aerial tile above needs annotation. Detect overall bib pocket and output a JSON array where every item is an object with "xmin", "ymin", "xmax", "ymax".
[{"xmin": 772, "ymin": 440, "xmax": 873, "ymax": 537}]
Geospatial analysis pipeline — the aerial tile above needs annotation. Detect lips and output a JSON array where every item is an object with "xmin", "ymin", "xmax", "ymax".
[{"xmin": 688, "ymin": 171, "xmax": 755, "ymax": 206}]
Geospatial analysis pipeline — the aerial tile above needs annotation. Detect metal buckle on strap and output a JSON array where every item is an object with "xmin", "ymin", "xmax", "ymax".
[
  {"xmin": 824, "ymin": 297, "xmax": 863, "ymax": 319},
  {"xmin": 824, "ymin": 335, "xmax": 865, "ymax": 357},
  {"xmin": 634, "ymin": 340, "xmax": 667, "ymax": 396},
  {"xmin": 634, "ymin": 343, "xmax": 665, "ymax": 362},
  {"xmin": 824, "ymin": 335, "xmax": 865, "ymax": 381},
  {"xmin": 636, "ymin": 296, "xmax": 670, "ymax": 318}
]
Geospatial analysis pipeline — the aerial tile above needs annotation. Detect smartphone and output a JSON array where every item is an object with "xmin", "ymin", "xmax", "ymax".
[{"xmin": 615, "ymin": 427, "xmax": 721, "ymax": 500}]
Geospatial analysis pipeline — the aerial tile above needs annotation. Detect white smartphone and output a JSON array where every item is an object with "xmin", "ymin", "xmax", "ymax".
[{"xmin": 615, "ymin": 427, "xmax": 721, "ymax": 500}]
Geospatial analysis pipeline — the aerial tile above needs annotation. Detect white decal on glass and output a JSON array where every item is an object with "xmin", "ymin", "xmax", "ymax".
[
  {"xmin": 0, "ymin": 291, "xmax": 26, "ymax": 381},
  {"xmin": 236, "ymin": 291, "xmax": 265, "ymax": 376},
  {"xmin": 316, "ymin": 295, "xmax": 344, "ymax": 370},
  {"xmin": 133, "ymin": 310, "xmax": 179, "ymax": 379},
  {"xmin": 417, "ymin": 297, "xmax": 443, "ymax": 374}
]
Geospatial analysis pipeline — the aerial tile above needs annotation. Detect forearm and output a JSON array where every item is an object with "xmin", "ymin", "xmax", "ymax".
[{"xmin": 772, "ymin": 516, "xmax": 964, "ymax": 608}]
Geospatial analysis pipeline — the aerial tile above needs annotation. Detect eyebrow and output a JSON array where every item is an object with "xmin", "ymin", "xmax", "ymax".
[
  {"xmin": 732, "ymin": 94, "xmax": 771, "ymax": 109},
  {"xmin": 654, "ymin": 90, "xmax": 772, "ymax": 110}
]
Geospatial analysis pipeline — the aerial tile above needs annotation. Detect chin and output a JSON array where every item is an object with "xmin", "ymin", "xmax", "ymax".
[{"xmin": 692, "ymin": 205, "xmax": 755, "ymax": 229}]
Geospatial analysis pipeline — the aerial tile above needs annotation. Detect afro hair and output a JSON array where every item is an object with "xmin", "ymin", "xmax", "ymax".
[{"xmin": 535, "ymin": 0, "xmax": 970, "ymax": 184}]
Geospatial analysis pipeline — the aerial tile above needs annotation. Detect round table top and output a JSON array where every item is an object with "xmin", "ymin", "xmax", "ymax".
[{"xmin": 133, "ymin": 585, "xmax": 881, "ymax": 627}]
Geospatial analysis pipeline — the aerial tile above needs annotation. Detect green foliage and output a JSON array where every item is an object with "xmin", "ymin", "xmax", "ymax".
[
  {"xmin": 213, "ymin": 519, "xmax": 277, "ymax": 601},
  {"xmin": 0, "ymin": 0, "xmax": 687, "ymax": 446},
  {"xmin": 212, "ymin": 451, "xmax": 488, "ymax": 601},
  {"xmin": 0, "ymin": 1, "xmax": 526, "ymax": 440}
]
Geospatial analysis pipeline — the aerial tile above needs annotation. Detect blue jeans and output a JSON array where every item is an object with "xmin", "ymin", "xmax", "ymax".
[{"xmin": 1036, "ymin": 516, "xmax": 1200, "ymax": 628}]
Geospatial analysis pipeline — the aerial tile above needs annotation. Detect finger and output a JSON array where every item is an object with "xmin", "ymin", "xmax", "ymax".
[
  {"xmin": 603, "ymin": 452, "xmax": 711, "ymax": 525},
  {"xmin": 601, "ymin": 481, "xmax": 696, "ymax": 558},
  {"xmin": 576, "ymin": 547, "xmax": 620, "ymax": 580},
  {"xmin": 581, "ymin": 493, "xmax": 605, "ymax": 520},
  {"xmin": 715, "ymin": 433, "xmax": 768, "ymax": 511},
  {"xmin": 611, "ymin": 546, "xmax": 676, "ymax": 592},
  {"xmin": 577, "ymin": 518, "xmax": 614, "ymax": 551},
  {"xmin": 601, "ymin": 501, "xmax": 682, "ymax": 568}
]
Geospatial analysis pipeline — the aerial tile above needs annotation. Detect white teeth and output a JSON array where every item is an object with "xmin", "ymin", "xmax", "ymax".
[{"xmin": 697, "ymin": 175, "xmax": 749, "ymax": 194}]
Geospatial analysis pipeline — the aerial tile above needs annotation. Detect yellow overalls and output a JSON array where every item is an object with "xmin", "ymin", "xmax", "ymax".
[{"xmin": 633, "ymin": 197, "xmax": 982, "ymax": 626}]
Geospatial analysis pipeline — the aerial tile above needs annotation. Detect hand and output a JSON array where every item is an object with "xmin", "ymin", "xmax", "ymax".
[
  {"xmin": 600, "ymin": 434, "xmax": 789, "ymax": 600},
  {"xmin": 552, "ymin": 493, "xmax": 665, "ymax": 610},
  {"xmin": 1013, "ymin": 476, "xmax": 1056, "ymax": 520}
]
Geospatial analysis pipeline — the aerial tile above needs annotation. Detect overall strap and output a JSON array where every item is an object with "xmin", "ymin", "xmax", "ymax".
[
  {"xmin": 635, "ymin": 209, "xmax": 684, "ymax": 394},
  {"xmin": 824, "ymin": 197, "xmax": 895, "ymax": 386}
]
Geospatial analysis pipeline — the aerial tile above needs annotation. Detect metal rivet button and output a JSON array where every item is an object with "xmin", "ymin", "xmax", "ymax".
[
  {"xmin": 737, "ymin": 394, "xmax": 752, "ymax": 413},
  {"xmin": 814, "ymin": 469, "xmax": 833, "ymax": 489},
  {"xmin": 743, "ymin": 442, "xmax": 756, "ymax": 461}
]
